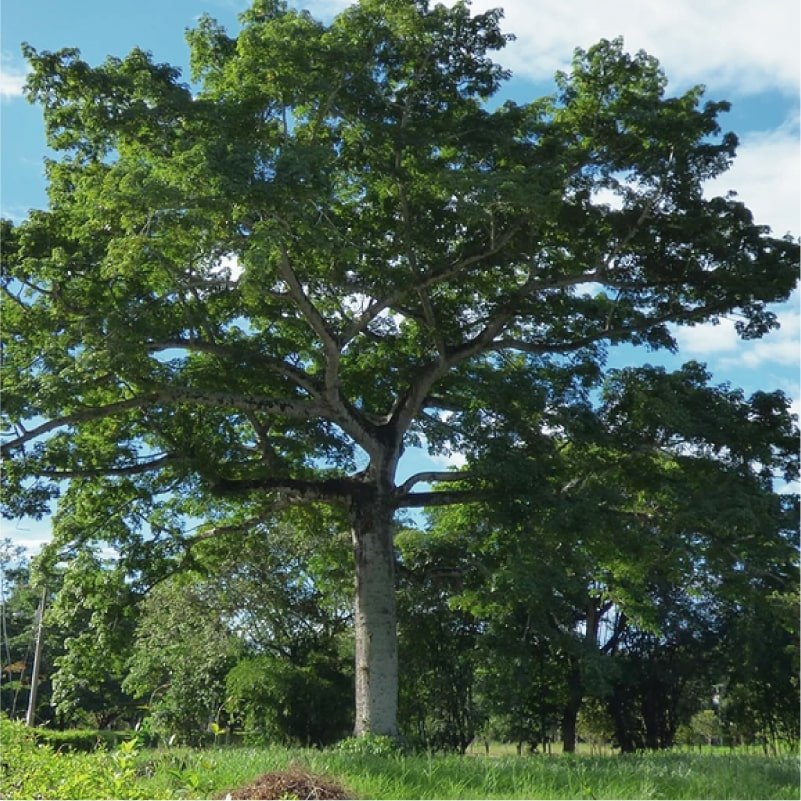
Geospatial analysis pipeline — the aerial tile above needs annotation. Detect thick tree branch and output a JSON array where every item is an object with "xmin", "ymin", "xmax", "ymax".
[
  {"xmin": 396, "ymin": 489, "xmax": 483, "ymax": 508},
  {"xmin": 212, "ymin": 474, "xmax": 364, "ymax": 504},
  {"xmin": 277, "ymin": 245, "xmax": 379, "ymax": 455},
  {"xmin": 277, "ymin": 246, "xmax": 341, "ymax": 358},
  {"xmin": 396, "ymin": 469, "xmax": 470, "ymax": 496},
  {"xmin": 391, "ymin": 265, "xmax": 538, "ymax": 436},
  {"xmin": 1, "ymin": 388, "xmax": 324, "ymax": 457},
  {"xmin": 142, "ymin": 384, "xmax": 325, "ymax": 419}
]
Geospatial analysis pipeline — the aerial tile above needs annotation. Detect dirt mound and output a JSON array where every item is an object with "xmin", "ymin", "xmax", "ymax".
[{"xmin": 222, "ymin": 768, "xmax": 353, "ymax": 800}]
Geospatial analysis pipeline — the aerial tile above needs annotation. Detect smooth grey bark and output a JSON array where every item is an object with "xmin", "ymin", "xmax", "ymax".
[{"xmin": 351, "ymin": 494, "xmax": 399, "ymax": 737}]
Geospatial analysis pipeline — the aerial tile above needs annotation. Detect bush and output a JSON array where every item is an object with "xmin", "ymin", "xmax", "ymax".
[
  {"xmin": 335, "ymin": 734, "xmax": 405, "ymax": 757},
  {"xmin": 225, "ymin": 654, "xmax": 352, "ymax": 746},
  {"xmin": 33, "ymin": 728, "xmax": 127, "ymax": 752},
  {"xmin": 0, "ymin": 716, "xmax": 146, "ymax": 799}
]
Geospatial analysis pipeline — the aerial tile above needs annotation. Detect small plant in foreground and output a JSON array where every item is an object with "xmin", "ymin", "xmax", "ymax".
[{"xmin": 335, "ymin": 734, "xmax": 404, "ymax": 758}]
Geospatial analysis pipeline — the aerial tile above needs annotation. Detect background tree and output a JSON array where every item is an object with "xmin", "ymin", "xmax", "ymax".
[
  {"xmin": 716, "ymin": 578, "xmax": 800, "ymax": 750},
  {"xmin": 47, "ymin": 549, "xmax": 140, "ymax": 729},
  {"xmin": 122, "ymin": 574, "xmax": 240, "ymax": 744},
  {"xmin": 2, "ymin": 0, "xmax": 797, "ymax": 736},
  {"xmin": 395, "ymin": 526, "xmax": 484, "ymax": 753},
  {"xmin": 424, "ymin": 362, "xmax": 798, "ymax": 752}
]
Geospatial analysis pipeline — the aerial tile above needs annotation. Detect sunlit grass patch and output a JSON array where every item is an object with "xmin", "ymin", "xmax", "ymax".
[{"xmin": 2, "ymin": 718, "xmax": 798, "ymax": 800}]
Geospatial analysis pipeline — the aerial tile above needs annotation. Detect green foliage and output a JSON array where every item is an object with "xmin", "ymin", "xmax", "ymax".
[
  {"xmin": 335, "ymin": 734, "xmax": 405, "ymax": 758},
  {"xmin": 396, "ymin": 527, "xmax": 484, "ymax": 752},
  {"xmin": 33, "ymin": 728, "xmax": 127, "ymax": 752},
  {"xmin": 718, "ymin": 586, "xmax": 801, "ymax": 746},
  {"xmin": 685, "ymin": 709, "xmax": 722, "ymax": 746},
  {"xmin": 576, "ymin": 699, "xmax": 615, "ymax": 749},
  {"xmin": 2, "ymin": 717, "xmax": 798, "ymax": 800},
  {"xmin": 122, "ymin": 576, "xmax": 240, "ymax": 744},
  {"xmin": 2, "ymin": 0, "xmax": 799, "ymax": 742},
  {"xmin": 47, "ymin": 549, "xmax": 139, "ymax": 728},
  {"xmin": 1, "ymin": 542, "xmax": 41, "ymax": 720},
  {"xmin": 3, "ymin": 0, "xmax": 797, "ymax": 526},
  {"xmin": 225, "ymin": 653, "xmax": 352, "ymax": 746},
  {"xmin": 0, "ymin": 716, "xmax": 147, "ymax": 800}
]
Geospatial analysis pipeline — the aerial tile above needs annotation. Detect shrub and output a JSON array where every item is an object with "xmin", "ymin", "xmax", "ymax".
[
  {"xmin": 225, "ymin": 654, "xmax": 352, "ymax": 746},
  {"xmin": 33, "ymin": 728, "xmax": 127, "ymax": 752},
  {"xmin": 0, "ymin": 715, "xmax": 146, "ymax": 799},
  {"xmin": 335, "ymin": 734, "xmax": 404, "ymax": 757}
]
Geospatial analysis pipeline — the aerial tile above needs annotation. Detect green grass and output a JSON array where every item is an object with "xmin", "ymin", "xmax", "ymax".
[
  {"xmin": 2, "ymin": 718, "xmax": 798, "ymax": 800},
  {"xmin": 131, "ymin": 747, "xmax": 801, "ymax": 799}
]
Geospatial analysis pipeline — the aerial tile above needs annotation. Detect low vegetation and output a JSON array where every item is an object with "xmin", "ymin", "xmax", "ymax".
[{"xmin": 2, "ymin": 718, "xmax": 798, "ymax": 800}]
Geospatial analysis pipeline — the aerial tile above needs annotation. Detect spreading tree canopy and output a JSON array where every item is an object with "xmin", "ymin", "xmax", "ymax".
[{"xmin": 2, "ymin": 0, "xmax": 798, "ymax": 736}]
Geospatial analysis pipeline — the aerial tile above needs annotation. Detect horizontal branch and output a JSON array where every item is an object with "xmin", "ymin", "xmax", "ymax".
[
  {"xmin": 396, "ymin": 470, "xmax": 470, "ymax": 496},
  {"xmin": 212, "ymin": 474, "xmax": 361, "ymax": 504},
  {"xmin": 186, "ymin": 516, "xmax": 266, "ymax": 546},
  {"xmin": 37, "ymin": 454, "xmax": 178, "ymax": 479},
  {"xmin": 489, "ymin": 302, "xmax": 731, "ymax": 358},
  {"xmin": 1, "ymin": 387, "xmax": 325, "ymax": 457},
  {"xmin": 1, "ymin": 396, "xmax": 157, "ymax": 456},
  {"xmin": 396, "ymin": 489, "xmax": 483, "ymax": 508}
]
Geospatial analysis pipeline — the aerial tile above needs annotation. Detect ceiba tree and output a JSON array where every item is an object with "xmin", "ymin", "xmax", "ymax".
[{"xmin": 1, "ymin": 0, "xmax": 797, "ymax": 736}]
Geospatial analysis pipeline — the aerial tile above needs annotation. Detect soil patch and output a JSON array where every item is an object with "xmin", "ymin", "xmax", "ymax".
[{"xmin": 222, "ymin": 768, "xmax": 353, "ymax": 800}]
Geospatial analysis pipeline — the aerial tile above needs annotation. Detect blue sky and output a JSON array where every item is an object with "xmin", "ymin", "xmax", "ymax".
[{"xmin": 1, "ymin": 0, "xmax": 799, "ymax": 554}]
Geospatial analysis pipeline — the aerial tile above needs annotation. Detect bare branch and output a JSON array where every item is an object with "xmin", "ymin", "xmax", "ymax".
[
  {"xmin": 275, "ymin": 245, "xmax": 380, "ymax": 454},
  {"xmin": 186, "ymin": 516, "xmax": 265, "ymax": 545},
  {"xmin": 145, "ymin": 384, "xmax": 326, "ymax": 418},
  {"xmin": 212, "ymin": 474, "xmax": 361, "ymax": 504},
  {"xmin": 396, "ymin": 489, "xmax": 483, "ymax": 508},
  {"xmin": 390, "ymin": 265, "xmax": 539, "ymax": 437},
  {"xmin": 396, "ymin": 469, "xmax": 470, "ymax": 496},
  {"xmin": 277, "ymin": 246, "xmax": 340, "ymax": 357}
]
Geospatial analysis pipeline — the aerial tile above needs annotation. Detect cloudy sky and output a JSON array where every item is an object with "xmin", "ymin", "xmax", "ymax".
[{"xmin": 2, "ymin": 0, "xmax": 799, "ymax": 554}]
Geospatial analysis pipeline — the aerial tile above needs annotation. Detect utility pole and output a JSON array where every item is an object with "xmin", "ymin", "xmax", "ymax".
[{"xmin": 25, "ymin": 585, "xmax": 47, "ymax": 727}]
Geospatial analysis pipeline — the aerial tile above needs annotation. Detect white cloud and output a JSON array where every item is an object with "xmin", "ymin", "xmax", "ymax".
[
  {"xmin": 705, "ymin": 114, "xmax": 801, "ymax": 238},
  {"xmin": 466, "ymin": 0, "xmax": 799, "ymax": 95},
  {"xmin": 286, "ymin": 1, "xmax": 799, "ymax": 95},
  {"xmin": 0, "ymin": 64, "xmax": 27, "ymax": 100},
  {"xmin": 1, "ymin": 519, "xmax": 52, "ymax": 558},
  {"xmin": 723, "ymin": 306, "xmax": 801, "ymax": 369},
  {"xmin": 675, "ymin": 299, "xmax": 801, "ymax": 370},
  {"xmin": 675, "ymin": 316, "xmax": 740, "ymax": 355},
  {"xmin": 209, "ymin": 252, "xmax": 244, "ymax": 282}
]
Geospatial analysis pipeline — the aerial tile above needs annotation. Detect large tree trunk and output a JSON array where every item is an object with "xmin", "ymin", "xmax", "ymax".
[{"xmin": 351, "ymin": 495, "xmax": 399, "ymax": 737}]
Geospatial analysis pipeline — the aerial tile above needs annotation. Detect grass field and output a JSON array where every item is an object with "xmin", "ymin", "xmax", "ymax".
[{"xmin": 2, "ymin": 718, "xmax": 798, "ymax": 799}]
